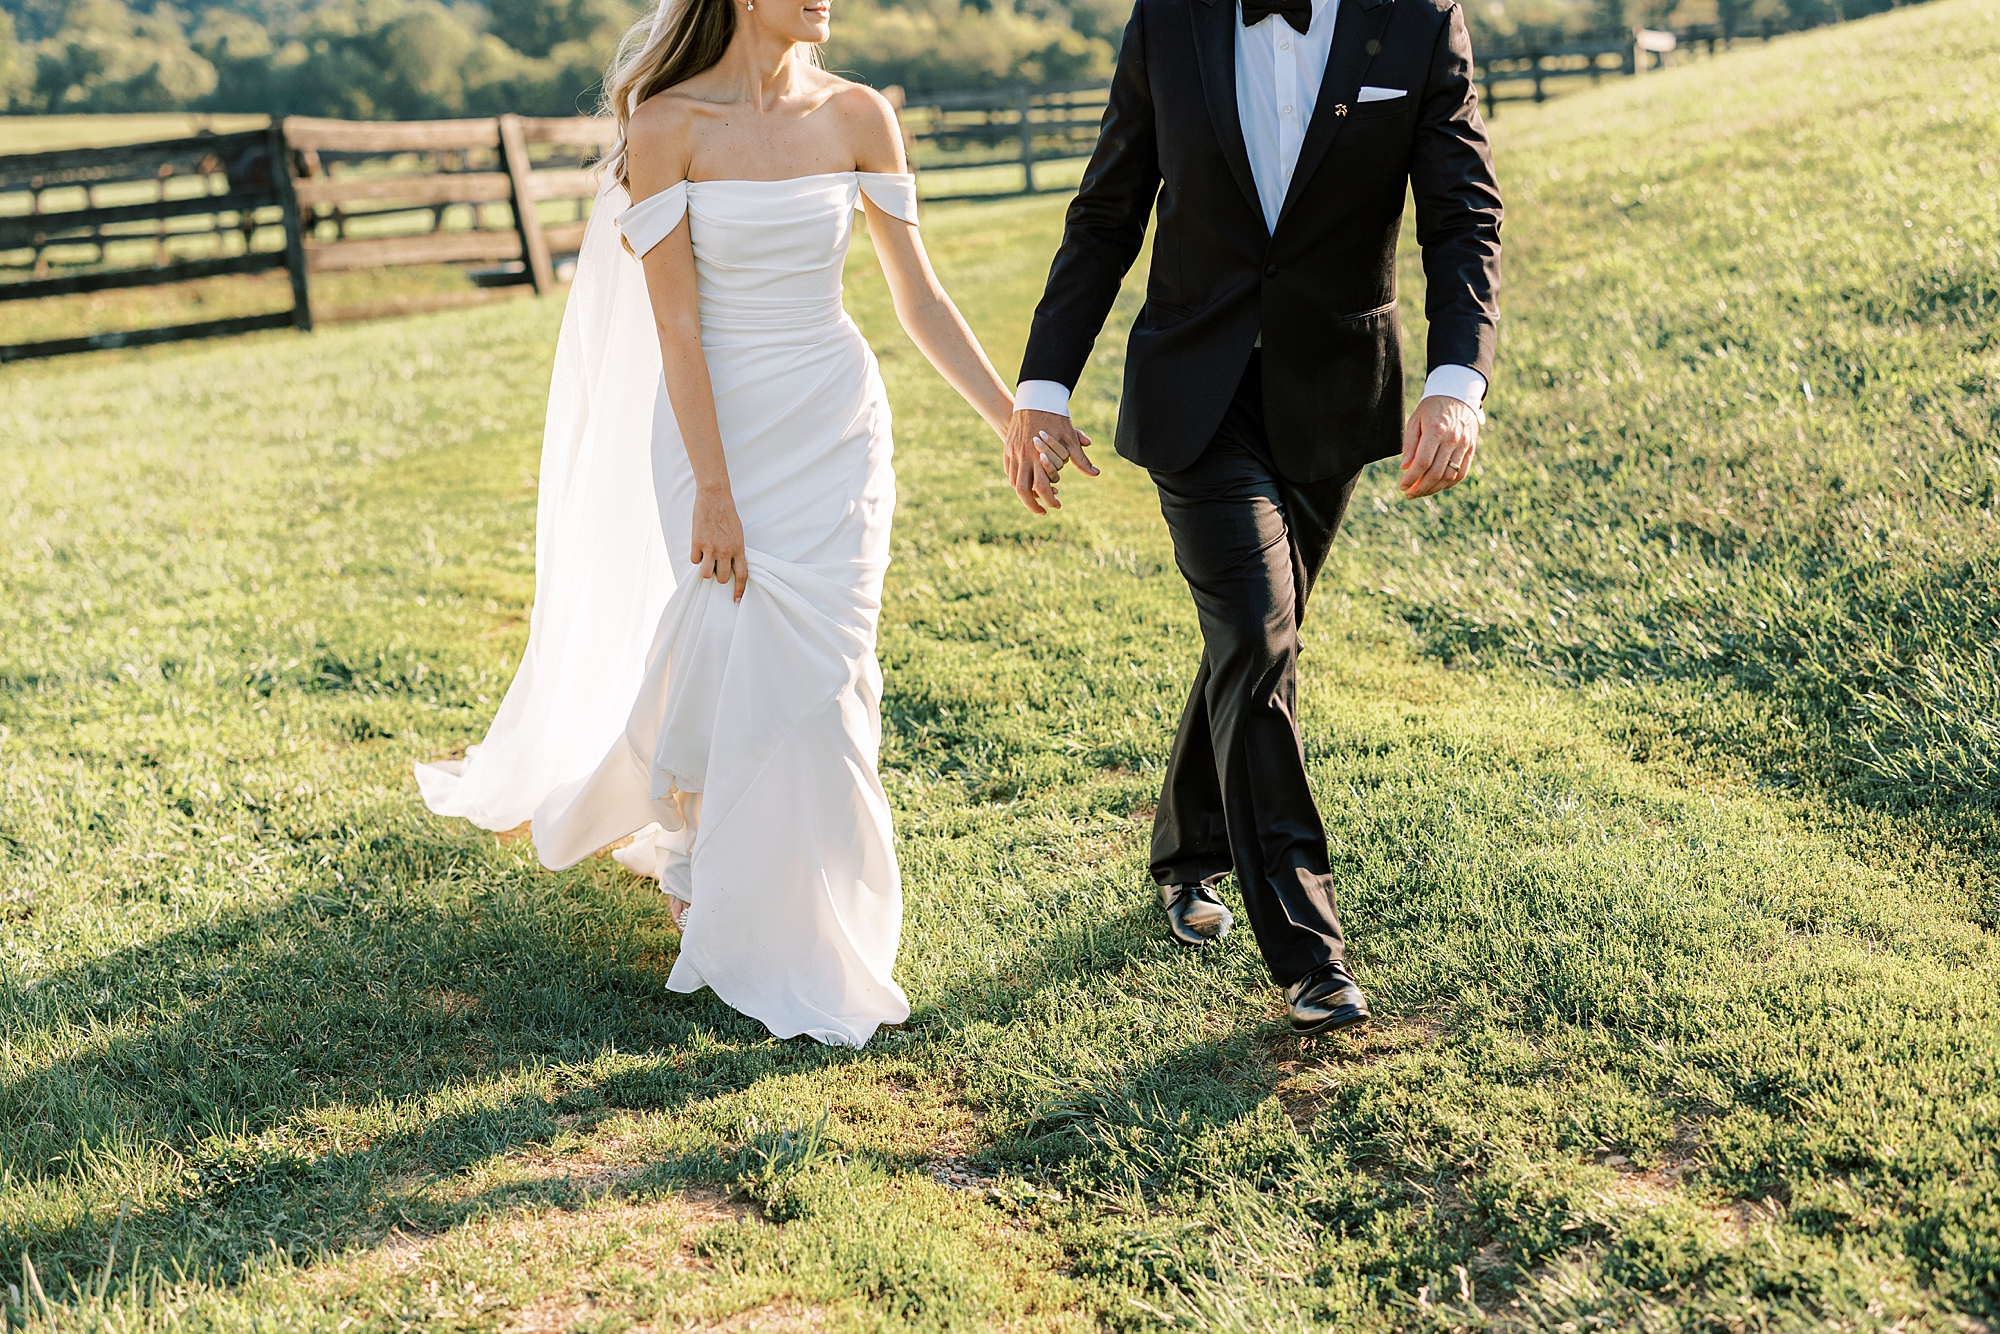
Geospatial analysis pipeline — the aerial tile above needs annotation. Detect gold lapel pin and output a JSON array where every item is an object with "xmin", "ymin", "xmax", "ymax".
[{"xmin": 1335, "ymin": 103, "xmax": 1350, "ymax": 117}]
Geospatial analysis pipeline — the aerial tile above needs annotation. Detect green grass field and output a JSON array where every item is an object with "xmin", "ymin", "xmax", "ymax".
[
  {"xmin": 0, "ymin": 115, "xmax": 273, "ymax": 155},
  {"xmin": 4, "ymin": 4, "xmax": 1999, "ymax": 1330}
]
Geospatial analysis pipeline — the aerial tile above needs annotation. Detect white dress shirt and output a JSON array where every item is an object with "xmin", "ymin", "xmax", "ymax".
[{"xmin": 1017, "ymin": 0, "xmax": 1488, "ymax": 420}]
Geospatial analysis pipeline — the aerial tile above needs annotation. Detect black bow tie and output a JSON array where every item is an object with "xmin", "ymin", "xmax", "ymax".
[{"xmin": 1242, "ymin": 0, "xmax": 1311, "ymax": 32}]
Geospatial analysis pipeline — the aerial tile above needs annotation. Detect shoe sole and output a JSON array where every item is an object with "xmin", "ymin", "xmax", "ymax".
[
  {"xmin": 1291, "ymin": 1009, "xmax": 1370, "ymax": 1037},
  {"xmin": 1171, "ymin": 920, "xmax": 1230, "ymax": 946},
  {"xmin": 1173, "ymin": 898, "xmax": 1233, "ymax": 944}
]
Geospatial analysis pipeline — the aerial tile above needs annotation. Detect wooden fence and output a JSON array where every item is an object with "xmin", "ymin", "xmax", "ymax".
[
  {"xmin": 286, "ymin": 114, "xmax": 609, "ymax": 312},
  {"xmin": 0, "ymin": 126, "xmax": 310, "ymax": 361},
  {"xmin": 0, "ymin": 25, "xmax": 1778, "ymax": 362},
  {"xmin": 1476, "ymin": 22, "xmax": 1792, "ymax": 111},
  {"xmin": 0, "ymin": 114, "xmax": 611, "ymax": 363},
  {"xmin": 897, "ymin": 83, "xmax": 1111, "ymax": 202}
]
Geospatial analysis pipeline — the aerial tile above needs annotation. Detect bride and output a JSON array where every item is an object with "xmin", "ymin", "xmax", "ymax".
[{"xmin": 416, "ymin": 0, "xmax": 1033, "ymax": 1046}]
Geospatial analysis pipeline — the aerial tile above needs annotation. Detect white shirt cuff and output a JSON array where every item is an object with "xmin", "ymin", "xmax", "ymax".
[
  {"xmin": 1423, "ymin": 364, "xmax": 1489, "ymax": 420},
  {"xmin": 1021, "ymin": 368, "xmax": 1483, "ymax": 422},
  {"xmin": 1014, "ymin": 380, "xmax": 1073, "ymax": 417}
]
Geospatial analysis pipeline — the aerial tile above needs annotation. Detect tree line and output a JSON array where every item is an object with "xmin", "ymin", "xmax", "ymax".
[{"xmin": 0, "ymin": 0, "xmax": 1922, "ymax": 121}]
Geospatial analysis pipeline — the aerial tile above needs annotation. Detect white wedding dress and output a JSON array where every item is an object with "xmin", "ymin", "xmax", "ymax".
[{"xmin": 417, "ymin": 171, "xmax": 919, "ymax": 1048}]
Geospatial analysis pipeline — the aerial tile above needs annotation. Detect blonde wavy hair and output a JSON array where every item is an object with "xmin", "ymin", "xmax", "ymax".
[
  {"xmin": 600, "ymin": 0, "xmax": 734, "ymax": 190},
  {"xmin": 600, "ymin": 0, "xmax": 825, "ymax": 191}
]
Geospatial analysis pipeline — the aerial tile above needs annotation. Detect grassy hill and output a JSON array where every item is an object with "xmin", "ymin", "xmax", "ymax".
[{"xmin": 3, "ymin": 2, "xmax": 1998, "ymax": 1331}]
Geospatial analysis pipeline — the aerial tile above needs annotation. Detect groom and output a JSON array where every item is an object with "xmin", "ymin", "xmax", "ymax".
[{"xmin": 1004, "ymin": 0, "xmax": 1502, "ymax": 1033}]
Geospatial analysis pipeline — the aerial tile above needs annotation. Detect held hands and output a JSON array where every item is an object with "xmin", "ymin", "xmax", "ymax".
[
  {"xmin": 1003, "ymin": 409, "xmax": 1097, "ymax": 515},
  {"xmin": 691, "ymin": 484, "xmax": 749, "ymax": 601},
  {"xmin": 1400, "ymin": 395, "xmax": 1483, "ymax": 500}
]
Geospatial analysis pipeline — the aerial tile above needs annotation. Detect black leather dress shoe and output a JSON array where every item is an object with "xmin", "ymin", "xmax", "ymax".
[
  {"xmin": 1159, "ymin": 882, "xmax": 1233, "ymax": 946},
  {"xmin": 1285, "ymin": 961, "xmax": 1371, "ymax": 1036}
]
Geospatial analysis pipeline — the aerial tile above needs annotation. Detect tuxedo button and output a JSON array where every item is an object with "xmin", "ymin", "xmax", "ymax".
[{"xmin": 1264, "ymin": 263, "xmax": 1279, "ymax": 277}]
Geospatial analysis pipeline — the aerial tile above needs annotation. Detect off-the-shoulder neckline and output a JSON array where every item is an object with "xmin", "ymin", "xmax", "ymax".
[{"xmin": 669, "ymin": 170, "xmax": 913, "ymax": 187}]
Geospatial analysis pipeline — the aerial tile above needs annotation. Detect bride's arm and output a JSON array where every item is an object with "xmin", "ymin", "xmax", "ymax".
[
  {"xmin": 843, "ymin": 91, "xmax": 1018, "ymax": 443},
  {"xmin": 628, "ymin": 103, "xmax": 749, "ymax": 602},
  {"xmin": 865, "ymin": 205, "xmax": 1014, "ymax": 441}
]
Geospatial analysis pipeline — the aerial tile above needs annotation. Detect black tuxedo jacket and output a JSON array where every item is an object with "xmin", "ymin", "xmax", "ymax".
[{"xmin": 1019, "ymin": 0, "xmax": 1503, "ymax": 481}]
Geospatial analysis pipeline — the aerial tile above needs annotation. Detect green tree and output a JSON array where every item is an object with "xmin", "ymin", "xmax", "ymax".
[
  {"xmin": 484, "ymin": 0, "xmax": 619, "ymax": 60},
  {"xmin": 377, "ymin": 2, "xmax": 477, "ymax": 115},
  {"xmin": 821, "ymin": 0, "xmax": 1114, "ymax": 91},
  {"xmin": 0, "ymin": 7, "xmax": 25, "ymax": 106},
  {"xmin": 192, "ymin": 6, "xmax": 272, "ymax": 59},
  {"xmin": 21, "ymin": 0, "xmax": 217, "ymax": 111}
]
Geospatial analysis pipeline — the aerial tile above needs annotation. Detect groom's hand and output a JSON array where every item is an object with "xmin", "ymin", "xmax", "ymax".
[
  {"xmin": 1003, "ymin": 409, "xmax": 1097, "ymax": 515},
  {"xmin": 1400, "ymin": 395, "xmax": 1483, "ymax": 500}
]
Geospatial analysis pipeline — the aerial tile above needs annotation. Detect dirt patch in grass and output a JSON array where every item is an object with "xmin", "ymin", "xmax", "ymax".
[
  {"xmin": 926, "ymin": 1157, "xmax": 998, "ymax": 1194},
  {"xmin": 466, "ymin": 1131, "xmax": 664, "ymax": 1198},
  {"xmin": 1593, "ymin": 1164, "xmax": 1776, "ymax": 1247},
  {"xmin": 1269, "ymin": 1013, "xmax": 1446, "ymax": 1133},
  {"xmin": 699, "ymin": 1299, "xmax": 834, "ymax": 1332},
  {"xmin": 308, "ymin": 1190, "xmax": 771, "ymax": 1329},
  {"xmin": 497, "ymin": 1191, "xmax": 770, "ymax": 1334},
  {"xmin": 419, "ymin": 989, "xmax": 480, "ymax": 1018}
]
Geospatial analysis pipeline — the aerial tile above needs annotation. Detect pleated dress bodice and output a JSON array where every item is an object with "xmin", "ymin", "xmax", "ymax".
[{"xmin": 617, "ymin": 171, "xmax": 918, "ymax": 347}]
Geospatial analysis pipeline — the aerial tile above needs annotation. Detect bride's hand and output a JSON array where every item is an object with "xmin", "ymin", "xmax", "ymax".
[{"xmin": 691, "ymin": 485, "xmax": 749, "ymax": 602}]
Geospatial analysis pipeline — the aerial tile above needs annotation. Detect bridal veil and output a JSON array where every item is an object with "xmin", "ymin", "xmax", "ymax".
[{"xmin": 414, "ymin": 173, "xmax": 677, "ymax": 830}]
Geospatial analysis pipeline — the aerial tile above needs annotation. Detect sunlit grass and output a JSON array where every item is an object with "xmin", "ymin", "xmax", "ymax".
[{"xmin": 3, "ymin": 5, "xmax": 1998, "ymax": 1330}]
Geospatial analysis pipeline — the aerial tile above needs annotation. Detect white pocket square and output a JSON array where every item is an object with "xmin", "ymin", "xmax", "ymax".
[{"xmin": 1357, "ymin": 86, "xmax": 1407, "ymax": 102}]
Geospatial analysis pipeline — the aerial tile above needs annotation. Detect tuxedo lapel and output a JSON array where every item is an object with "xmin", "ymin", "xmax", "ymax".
[
  {"xmin": 1190, "ymin": 0, "xmax": 1266, "ymax": 234},
  {"xmin": 1273, "ymin": 0, "xmax": 1394, "ymax": 231}
]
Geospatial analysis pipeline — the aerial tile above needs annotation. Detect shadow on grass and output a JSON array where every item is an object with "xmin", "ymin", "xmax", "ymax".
[
  {"xmin": 0, "ymin": 823, "xmax": 768, "ymax": 1287},
  {"xmin": 0, "ymin": 826, "xmax": 1278, "ymax": 1302}
]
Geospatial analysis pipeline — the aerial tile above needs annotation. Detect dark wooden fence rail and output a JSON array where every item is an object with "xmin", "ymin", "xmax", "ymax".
[
  {"xmin": 898, "ymin": 82, "xmax": 1111, "ymax": 201},
  {"xmin": 284, "ymin": 114, "xmax": 608, "ymax": 313},
  {"xmin": 0, "ymin": 115, "xmax": 610, "ymax": 363},
  {"xmin": 1475, "ymin": 21, "xmax": 1797, "ymax": 111},
  {"xmin": 0, "ymin": 126, "xmax": 310, "ymax": 360}
]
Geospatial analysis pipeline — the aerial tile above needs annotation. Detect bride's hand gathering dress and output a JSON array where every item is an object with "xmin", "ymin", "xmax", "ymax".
[{"xmin": 416, "ymin": 171, "xmax": 919, "ymax": 1049}]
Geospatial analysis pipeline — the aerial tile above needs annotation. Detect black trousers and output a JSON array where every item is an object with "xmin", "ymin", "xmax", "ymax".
[{"xmin": 1148, "ymin": 350, "xmax": 1363, "ymax": 986}]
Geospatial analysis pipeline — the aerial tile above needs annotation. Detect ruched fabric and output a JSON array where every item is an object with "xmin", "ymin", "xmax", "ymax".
[
  {"xmin": 530, "ymin": 172, "xmax": 916, "ymax": 1048},
  {"xmin": 617, "ymin": 181, "xmax": 688, "ymax": 258},
  {"xmin": 854, "ymin": 172, "xmax": 919, "ymax": 225},
  {"xmin": 617, "ymin": 172, "xmax": 917, "ymax": 259}
]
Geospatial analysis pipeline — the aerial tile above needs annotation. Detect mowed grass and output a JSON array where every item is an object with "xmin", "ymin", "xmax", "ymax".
[
  {"xmin": 3, "ymin": 5, "xmax": 1999, "ymax": 1331},
  {"xmin": 0, "ymin": 115, "xmax": 272, "ymax": 155}
]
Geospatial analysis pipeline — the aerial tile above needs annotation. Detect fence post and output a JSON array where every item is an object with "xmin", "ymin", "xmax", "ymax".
[
  {"xmin": 1017, "ymin": 87, "xmax": 1037, "ymax": 194},
  {"xmin": 500, "ymin": 114, "xmax": 554, "ymax": 295},
  {"xmin": 269, "ymin": 121, "xmax": 313, "ymax": 332}
]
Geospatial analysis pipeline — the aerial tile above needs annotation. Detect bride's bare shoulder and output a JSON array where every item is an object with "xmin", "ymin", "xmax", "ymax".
[
  {"xmin": 817, "ymin": 77, "xmax": 906, "ymax": 173},
  {"xmin": 625, "ymin": 89, "xmax": 701, "ymax": 186},
  {"xmin": 628, "ymin": 88, "xmax": 701, "ymax": 145}
]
